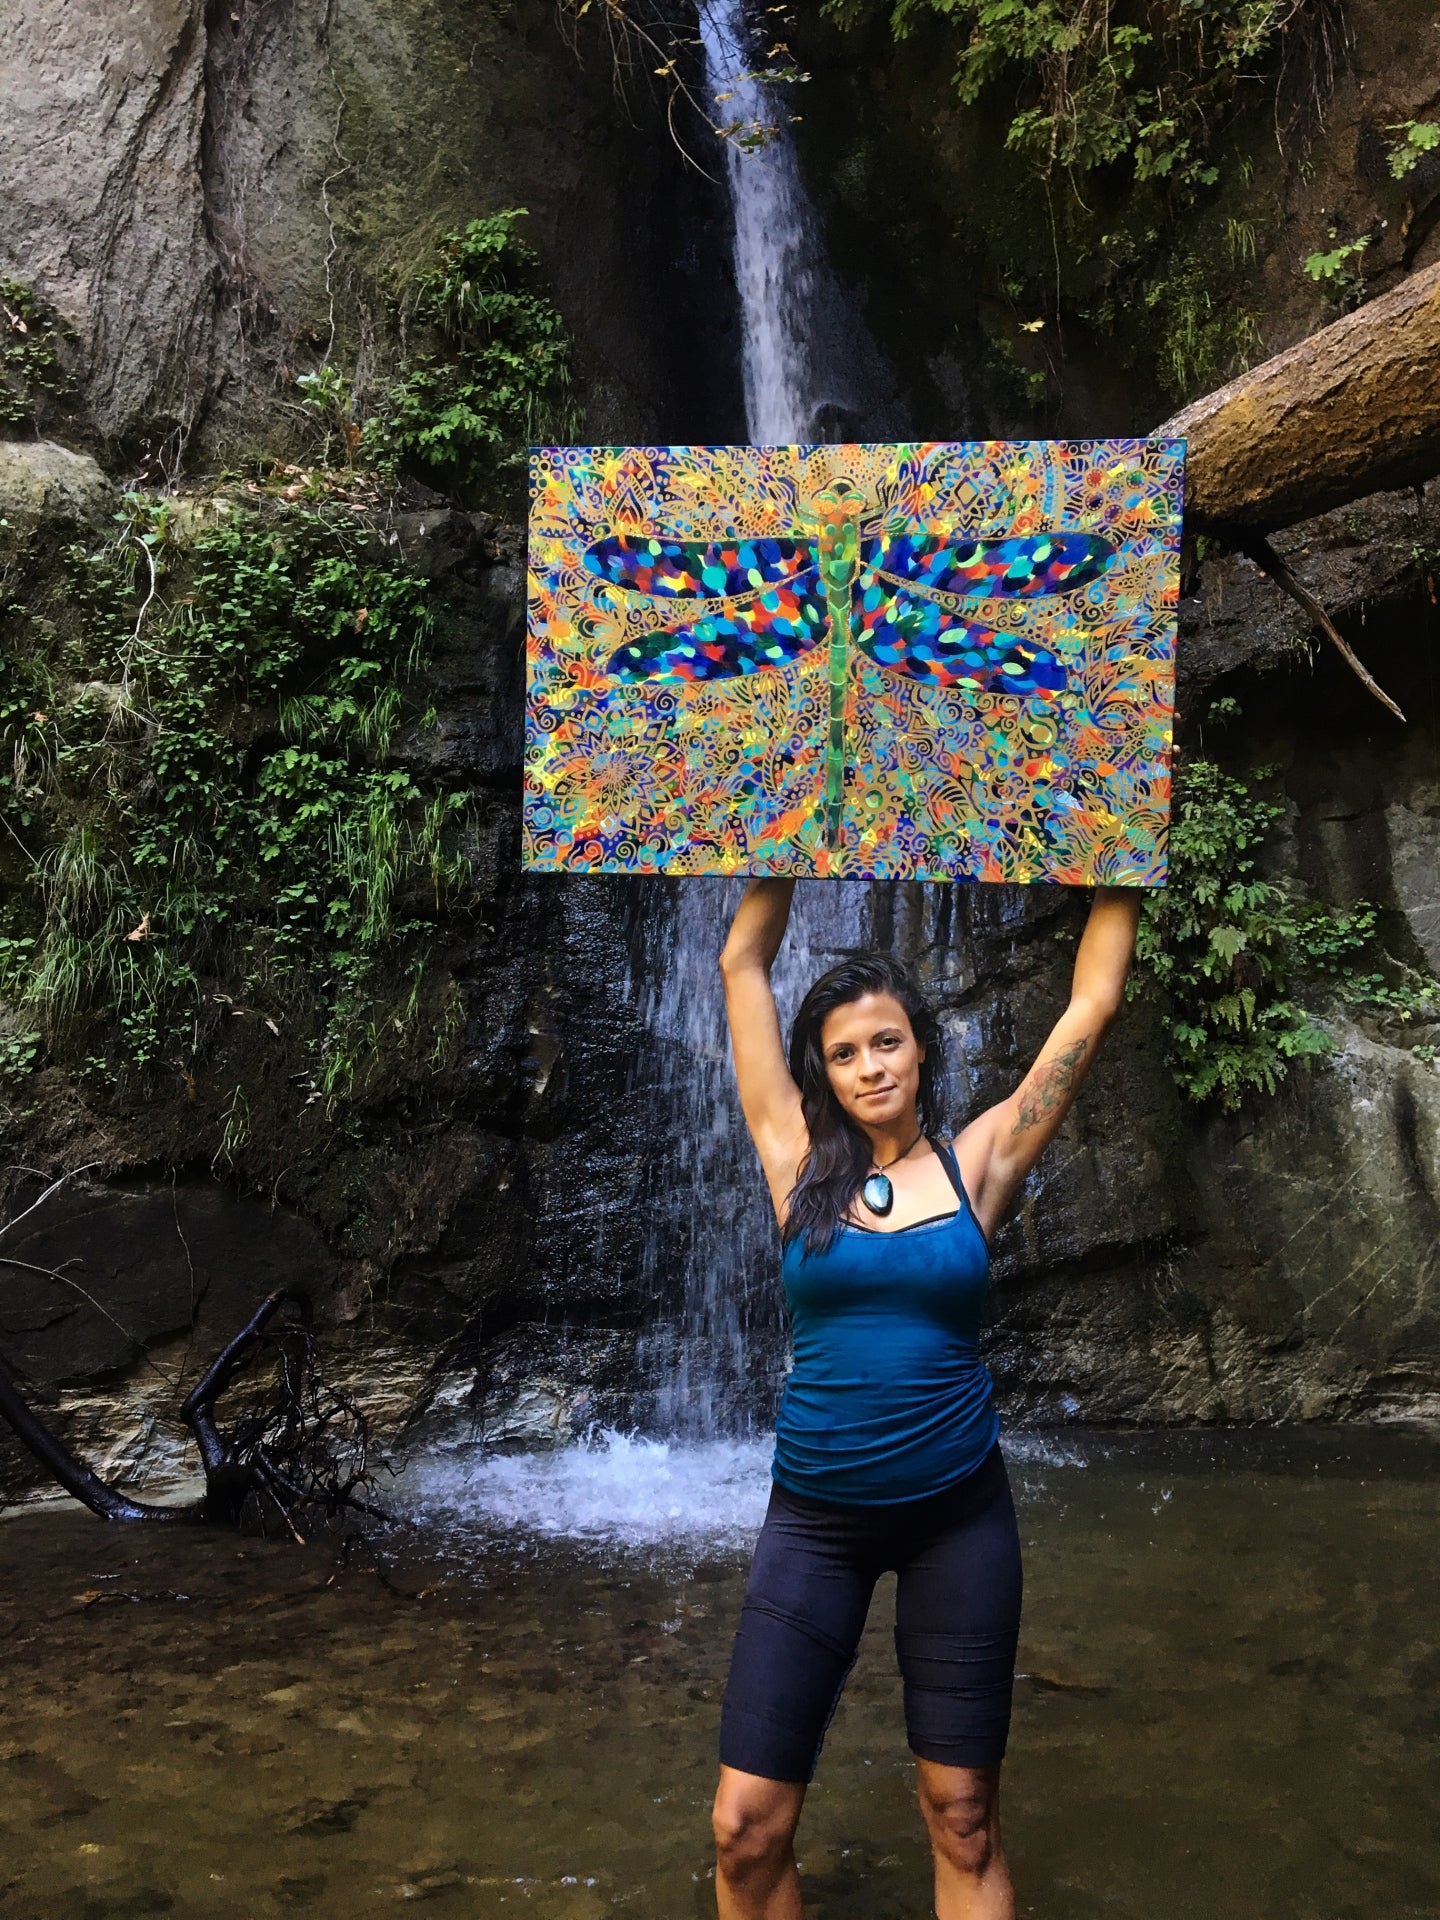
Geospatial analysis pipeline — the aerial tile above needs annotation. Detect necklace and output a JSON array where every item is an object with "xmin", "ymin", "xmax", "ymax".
[{"xmin": 861, "ymin": 1130, "xmax": 924, "ymax": 1218}]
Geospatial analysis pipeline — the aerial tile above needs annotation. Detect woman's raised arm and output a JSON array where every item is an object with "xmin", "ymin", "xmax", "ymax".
[
  {"xmin": 958, "ymin": 887, "xmax": 1142, "ymax": 1241},
  {"xmin": 719, "ymin": 878, "xmax": 808, "ymax": 1217}
]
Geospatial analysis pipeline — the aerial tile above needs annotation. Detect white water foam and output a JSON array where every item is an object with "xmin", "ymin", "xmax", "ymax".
[
  {"xmin": 398, "ymin": 1430, "xmax": 1085, "ymax": 1550},
  {"xmin": 696, "ymin": 0, "xmax": 898, "ymax": 443},
  {"xmin": 399, "ymin": 1429, "xmax": 775, "ymax": 1551}
]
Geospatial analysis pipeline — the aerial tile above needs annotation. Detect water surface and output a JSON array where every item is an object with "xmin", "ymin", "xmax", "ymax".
[{"xmin": 1, "ymin": 1429, "xmax": 1436, "ymax": 1918}]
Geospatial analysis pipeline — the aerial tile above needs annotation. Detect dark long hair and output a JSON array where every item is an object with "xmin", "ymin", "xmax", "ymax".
[{"xmin": 782, "ymin": 952, "xmax": 945, "ymax": 1258}]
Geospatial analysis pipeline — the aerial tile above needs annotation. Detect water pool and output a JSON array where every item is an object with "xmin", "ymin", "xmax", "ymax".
[{"xmin": 1, "ymin": 1428, "xmax": 1436, "ymax": 1917}]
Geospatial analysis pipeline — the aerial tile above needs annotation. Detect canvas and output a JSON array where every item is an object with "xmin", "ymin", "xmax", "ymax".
[{"xmin": 524, "ymin": 439, "xmax": 1182, "ymax": 885}]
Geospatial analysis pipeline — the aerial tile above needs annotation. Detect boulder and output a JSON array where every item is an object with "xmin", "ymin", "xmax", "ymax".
[{"xmin": 0, "ymin": 439, "xmax": 114, "ymax": 538}]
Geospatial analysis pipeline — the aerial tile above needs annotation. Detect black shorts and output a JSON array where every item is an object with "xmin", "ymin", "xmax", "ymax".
[{"xmin": 719, "ymin": 1443, "xmax": 1022, "ymax": 1782}]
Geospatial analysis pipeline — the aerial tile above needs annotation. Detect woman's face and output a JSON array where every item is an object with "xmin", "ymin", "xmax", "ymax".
[{"xmin": 818, "ymin": 991, "xmax": 925, "ymax": 1135}]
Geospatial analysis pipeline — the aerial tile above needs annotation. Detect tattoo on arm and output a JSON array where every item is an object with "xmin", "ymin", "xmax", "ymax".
[{"xmin": 1011, "ymin": 1036, "xmax": 1090, "ymax": 1137}]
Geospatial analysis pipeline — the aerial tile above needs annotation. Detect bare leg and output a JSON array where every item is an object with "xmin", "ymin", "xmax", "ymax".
[
  {"xmin": 713, "ymin": 1765, "xmax": 808, "ymax": 1919},
  {"xmin": 915, "ymin": 1760, "xmax": 1014, "ymax": 1920}
]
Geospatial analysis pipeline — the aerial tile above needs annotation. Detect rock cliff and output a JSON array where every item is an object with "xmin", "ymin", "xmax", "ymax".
[{"xmin": 1, "ymin": 0, "xmax": 1437, "ymax": 1507}]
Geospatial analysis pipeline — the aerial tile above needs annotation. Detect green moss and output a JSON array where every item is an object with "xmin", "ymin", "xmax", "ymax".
[
  {"xmin": 0, "ymin": 497, "xmax": 468, "ymax": 1107},
  {"xmin": 0, "ymin": 280, "xmax": 72, "ymax": 434}
]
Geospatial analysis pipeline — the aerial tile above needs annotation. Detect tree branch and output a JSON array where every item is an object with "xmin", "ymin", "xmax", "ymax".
[{"xmin": 1240, "ymin": 534, "xmax": 1407, "ymax": 723}]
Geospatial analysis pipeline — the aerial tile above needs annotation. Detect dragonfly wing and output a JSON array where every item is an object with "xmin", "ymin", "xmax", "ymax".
[
  {"xmin": 854, "ymin": 580, "xmax": 1068, "ymax": 696},
  {"xmin": 585, "ymin": 534, "xmax": 814, "ymax": 600},
  {"xmin": 605, "ymin": 570, "xmax": 827, "ymax": 683},
  {"xmin": 862, "ymin": 531, "xmax": 1113, "ymax": 599}
]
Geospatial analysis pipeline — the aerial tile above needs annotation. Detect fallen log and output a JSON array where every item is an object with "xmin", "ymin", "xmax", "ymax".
[
  {"xmin": 1157, "ymin": 258, "xmax": 1440, "ymax": 718},
  {"xmin": 1158, "ymin": 257, "xmax": 1440, "ymax": 538}
]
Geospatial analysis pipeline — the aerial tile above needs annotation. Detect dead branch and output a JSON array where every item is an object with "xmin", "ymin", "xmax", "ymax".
[
  {"xmin": 0, "ymin": 1348, "xmax": 160, "ymax": 1521},
  {"xmin": 1239, "ymin": 534, "xmax": 1407, "ymax": 722},
  {"xmin": 0, "ymin": 1288, "xmax": 392, "ymax": 1533}
]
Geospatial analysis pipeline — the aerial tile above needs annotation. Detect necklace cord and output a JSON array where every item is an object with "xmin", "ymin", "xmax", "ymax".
[{"xmin": 870, "ymin": 1128, "xmax": 924, "ymax": 1175}]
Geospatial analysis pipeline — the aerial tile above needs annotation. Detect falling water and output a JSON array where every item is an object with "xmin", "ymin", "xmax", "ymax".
[
  {"xmin": 632, "ymin": 2, "xmax": 903, "ymax": 1439},
  {"xmin": 635, "ymin": 880, "xmax": 873, "ymax": 1437},
  {"xmin": 695, "ymin": 0, "xmax": 897, "ymax": 442}
]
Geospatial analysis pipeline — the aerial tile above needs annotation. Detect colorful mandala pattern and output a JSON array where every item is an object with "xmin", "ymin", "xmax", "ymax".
[{"xmin": 524, "ymin": 440, "xmax": 1182, "ymax": 885}]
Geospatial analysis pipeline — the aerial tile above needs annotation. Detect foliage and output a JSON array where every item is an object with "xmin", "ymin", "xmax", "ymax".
[
  {"xmin": 355, "ymin": 211, "xmax": 574, "ymax": 506},
  {"xmin": 1144, "ymin": 253, "xmax": 1264, "ymax": 401},
  {"xmin": 826, "ymin": 0, "xmax": 1314, "ymax": 198},
  {"xmin": 1133, "ymin": 754, "xmax": 1436, "ymax": 1110},
  {"xmin": 0, "ymin": 279, "xmax": 72, "ymax": 433},
  {"xmin": 296, "ymin": 365, "xmax": 362, "ymax": 467},
  {"xmin": 1302, "ymin": 229, "xmax": 1371, "ymax": 309},
  {"xmin": 554, "ymin": 0, "xmax": 808, "ymax": 155},
  {"xmin": 0, "ymin": 498, "xmax": 469, "ymax": 1108},
  {"xmin": 1386, "ymin": 120, "xmax": 1440, "ymax": 180},
  {"xmin": 0, "ymin": 1022, "xmax": 41, "ymax": 1088}
]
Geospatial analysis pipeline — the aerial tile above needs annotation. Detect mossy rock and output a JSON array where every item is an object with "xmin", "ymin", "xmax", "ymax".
[{"xmin": 0, "ymin": 441, "xmax": 114, "ymax": 544}]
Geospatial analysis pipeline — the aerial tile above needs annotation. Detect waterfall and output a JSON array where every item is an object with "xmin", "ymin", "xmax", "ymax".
[
  {"xmin": 696, "ymin": 0, "xmax": 897, "ymax": 443},
  {"xmin": 636, "ymin": 878, "xmax": 873, "ymax": 1437},
  {"xmin": 634, "ymin": 2, "xmax": 902, "ymax": 1438}
]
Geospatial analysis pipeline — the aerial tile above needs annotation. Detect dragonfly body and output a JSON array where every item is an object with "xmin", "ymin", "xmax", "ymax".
[
  {"xmin": 814, "ymin": 483, "xmax": 865, "ymax": 852},
  {"xmin": 583, "ymin": 495, "xmax": 1115, "ymax": 857}
]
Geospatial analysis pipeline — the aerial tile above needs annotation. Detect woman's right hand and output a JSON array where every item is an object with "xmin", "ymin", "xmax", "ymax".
[{"xmin": 718, "ymin": 879, "xmax": 808, "ymax": 1223}]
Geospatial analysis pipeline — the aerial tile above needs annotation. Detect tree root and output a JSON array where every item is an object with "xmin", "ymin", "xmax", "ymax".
[{"xmin": 0, "ymin": 1288, "xmax": 393, "ymax": 1534}]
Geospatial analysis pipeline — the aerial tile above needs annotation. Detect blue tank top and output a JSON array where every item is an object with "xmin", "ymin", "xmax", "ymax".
[{"xmin": 772, "ymin": 1139, "xmax": 998, "ymax": 1506}]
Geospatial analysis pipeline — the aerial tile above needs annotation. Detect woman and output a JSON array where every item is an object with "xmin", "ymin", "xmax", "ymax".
[{"xmin": 713, "ymin": 877, "xmax": 1141, "ymax": 1920}]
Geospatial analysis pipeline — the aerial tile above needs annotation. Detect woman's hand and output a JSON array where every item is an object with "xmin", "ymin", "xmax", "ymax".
[
  {"xmin": 958, "ymin": 887, "xmax": 1142, "ymax": 1241},
  {"xmin": 719, "ymin": 879, "xmax": 808, "ymax": 1221}
]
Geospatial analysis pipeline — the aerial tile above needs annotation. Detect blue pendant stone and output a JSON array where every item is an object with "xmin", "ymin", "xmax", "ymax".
[{"xmin": 862, "ymin": 1172, "xmax": 893, "ymax": 1215}]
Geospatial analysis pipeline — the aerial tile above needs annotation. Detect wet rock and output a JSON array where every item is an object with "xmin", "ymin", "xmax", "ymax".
[
  {"xmin": 1385, "ymin": 791, "xmax": 1440, "ymax": 973},
  {"xmin": 787, "ymin": 0, "xmax": 1440, "ymax": 438},
  {"xmin": 1176, "ymin": 480, "xmax": 1440, "ymax": 703},
  {"xmin": 1, "ymin": 0, "xmax": 1438, "ymax": 1458},
  {"xmin": 408, "ymin": 1324, "xmax": 639, "ymax": 1453},
  {"xmin": 6, "ymin": 480, "xmax": 1440, "ymax": 1463},
  {"xmin": 0, "ymin": 1177, "xmax": 333, "ymax": 1385},
  {"xmin": 989, "ymin": 1015, "xmax": 1440, "ymax": 1425},
  {"xmin": 0, "ymin": 0, "xmax": 215, "ymax": 448}
]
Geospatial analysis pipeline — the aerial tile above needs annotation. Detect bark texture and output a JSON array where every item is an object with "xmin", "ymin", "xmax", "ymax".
[{"xmin": 1159, "ymin": 260, "xmax": 1440, "ymax": 534}]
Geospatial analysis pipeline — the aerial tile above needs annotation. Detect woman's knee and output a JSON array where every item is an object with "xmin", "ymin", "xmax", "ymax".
[
  {"xmin": 917, "ymin": 1765, "xmax": 1000, "ymax": 1877},
  {"xmin": 712, "ymin": 1777, "xmax": 801, "ymax": 1879}
]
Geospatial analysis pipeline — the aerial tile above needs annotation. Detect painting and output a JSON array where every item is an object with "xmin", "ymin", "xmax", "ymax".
[{"xmin": 524, "ymin": 439, "xmax": 1182, "ymax": 885}]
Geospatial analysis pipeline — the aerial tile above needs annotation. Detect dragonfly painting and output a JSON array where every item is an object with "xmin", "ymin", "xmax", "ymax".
[
  {"xmin": 525, "ymin": 441, "xmax": 1183, "ymax": 886},
  {"xmin": 584, "ymin": 480, "xmax": 1116, "ymax": 851}
]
